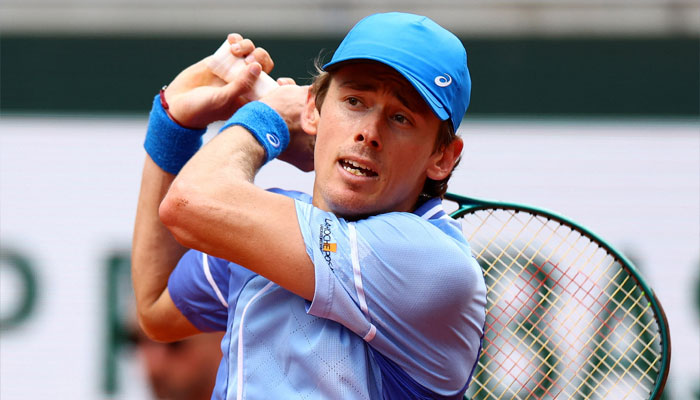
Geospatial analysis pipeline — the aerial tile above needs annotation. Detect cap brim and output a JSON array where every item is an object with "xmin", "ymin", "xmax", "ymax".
[{"xmin": 324, "ymin": 57, "xmax": 450, "ymax": 122}]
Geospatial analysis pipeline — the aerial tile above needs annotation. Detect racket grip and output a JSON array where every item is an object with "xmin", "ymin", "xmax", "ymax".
[{"xmin": 207, "ymin": 39, "xmax": 279, "ymax": 100}]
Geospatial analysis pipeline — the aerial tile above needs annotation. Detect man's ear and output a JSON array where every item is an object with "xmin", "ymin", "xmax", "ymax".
[
  {"xmin": 301, "ymin": 90, "xmax": 320, "ymax": 136},
  {"xmin": 426, "ymin": 137, "xmax": 463, "ymax": 181}
]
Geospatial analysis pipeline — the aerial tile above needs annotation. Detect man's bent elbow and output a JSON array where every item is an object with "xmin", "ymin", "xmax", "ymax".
[
  {"xmin": 137, "ymin": 308, "xmax": 166, "ymax": 342},
  {"xmin": 136, "ymin": 304, "xmax": 188, "ymax": 343},
  {"xmin": 159, "ymin": 179, "xmax": 186, "ymax": 227},
  {"xmin": 159, "ymin": 181, "xmax": 199, "ymax": 247}
]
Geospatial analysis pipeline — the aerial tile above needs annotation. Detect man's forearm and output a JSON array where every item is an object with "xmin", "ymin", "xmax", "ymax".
[
  {"xmin": 130, "ymin": 38, "xmax": 284, "ymax": 339},
  {"xmin": 159, "ymin": 127, "xmax": 265, "ymax": 254},
  {"xmin": 159, "ymin": 127, "xmax": 316, "ymax": 300},
  {"xmin": 131, "ymin": 156, "xmax": 196, "ymax": 340}
]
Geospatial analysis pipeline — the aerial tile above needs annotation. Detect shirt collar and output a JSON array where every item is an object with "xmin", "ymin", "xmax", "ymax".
[{"xmin": 413, "ymin": 197, "xmax": 447, "ymax": 220}]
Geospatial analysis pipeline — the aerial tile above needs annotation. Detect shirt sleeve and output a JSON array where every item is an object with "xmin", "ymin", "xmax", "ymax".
[
  {"xmin": 295, "ymin": 201, "xmax": 486, "ymax": 394},
  {"xmin": 167, "ymin": 249, "xmax": 232, "ymax": 332}
]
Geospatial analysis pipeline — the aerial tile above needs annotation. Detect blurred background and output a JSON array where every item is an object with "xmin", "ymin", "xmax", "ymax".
[{"xmin": 1, "ymin": 0, "xmax": 698, "ymax": 399}]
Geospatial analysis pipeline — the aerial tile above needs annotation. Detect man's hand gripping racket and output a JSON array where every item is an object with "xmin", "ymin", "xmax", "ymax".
[
  {"xmin": 207, "ymin": 38, "xmax": 279, "ymax": 99},
  {"xmin": 206, "ymin": 37, "xmax": 315, "ymax": 172},
  {"xmin": 444, "ymin": 193, "xmax": 671, "ymax": 400}
]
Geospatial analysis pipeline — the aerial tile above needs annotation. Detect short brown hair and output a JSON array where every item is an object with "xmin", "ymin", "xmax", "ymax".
[{"xmin": 310, "ymin": 66, "xmax": 461, "ymax": 200}]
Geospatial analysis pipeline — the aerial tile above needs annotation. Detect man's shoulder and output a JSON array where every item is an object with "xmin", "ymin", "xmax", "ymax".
[
  {"xmin": 294, "ymin": 195, "xmax": 470, "ymax": 258},
  {"xmin": 364, "ymin": 198, "xmax": 466, "ymax": 245},
  {"xmin": 358, "ymin": 212, "xmax": 471, "ymax": 262},
  {"xmin": 266, "ymin": 187, "xmax": 312, "ymax": 203}
]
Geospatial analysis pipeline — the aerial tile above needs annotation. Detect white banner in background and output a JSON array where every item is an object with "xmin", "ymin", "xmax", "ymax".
[{"xmin": 1, "ymin": 116, "xmax": 698, "ymax": 399}]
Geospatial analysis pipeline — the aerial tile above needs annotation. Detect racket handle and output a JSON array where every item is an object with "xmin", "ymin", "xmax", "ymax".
[{"xmin": 207, "ymin": 40, "xmax": 279, "ymax": 100}]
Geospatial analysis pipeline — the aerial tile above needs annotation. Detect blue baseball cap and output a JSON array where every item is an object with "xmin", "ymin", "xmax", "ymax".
[{"xmin": 323, "ymin": 12, "xmax": 471, "ymax": 131}]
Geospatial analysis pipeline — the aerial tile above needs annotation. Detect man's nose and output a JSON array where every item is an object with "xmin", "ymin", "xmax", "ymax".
[{"xmin": 353, "ymin": 114, "xmax": 382, "ymax": 150}]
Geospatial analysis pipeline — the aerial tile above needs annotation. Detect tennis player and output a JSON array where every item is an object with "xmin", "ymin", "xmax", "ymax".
[{"xmin": 133, "ymin": 12, "xmax": 486, "ymax": 399}]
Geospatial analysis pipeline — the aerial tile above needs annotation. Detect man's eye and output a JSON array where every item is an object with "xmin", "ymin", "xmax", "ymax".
[
  {"xmin": 393, "ymin": 114, "xmax": 408, "ymax": 124},
  {"xmin": 347, "ymin": 97, "xmax": 359, "ymax": 106}
]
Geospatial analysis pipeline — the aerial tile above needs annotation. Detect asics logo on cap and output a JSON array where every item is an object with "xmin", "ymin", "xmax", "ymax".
[
  {"xmin": 434, "ymin": 74, "xmax": 452, "ymax": 88},
  {"xmin": 266, "ymin": 133, "xmax": 281, "ymax": 148}
]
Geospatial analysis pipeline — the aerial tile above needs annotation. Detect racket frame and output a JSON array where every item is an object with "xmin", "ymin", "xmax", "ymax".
[{"xmin": 444, "ymin": 192, "xmax": 671, "ymax": 400}]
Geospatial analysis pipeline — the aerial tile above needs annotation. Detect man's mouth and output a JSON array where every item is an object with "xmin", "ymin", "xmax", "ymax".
[{"xmin": 340, "ymin": 159, "xmax": 378, "ymax": 177}]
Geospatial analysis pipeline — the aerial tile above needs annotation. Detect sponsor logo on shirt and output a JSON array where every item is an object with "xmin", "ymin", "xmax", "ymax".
[
  {"xmin": 319, "ymin": 218, "xmax": 336, "ymax": 269},
  {"xmin": 322, "ymin": 243, "xmax": 336, "ymax": 252}
]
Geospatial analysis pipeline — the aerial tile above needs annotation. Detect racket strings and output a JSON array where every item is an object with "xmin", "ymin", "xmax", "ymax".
[
  {"xmin": 585, "ymin": 271, "xmax": 664, "ymax": 385},
  {"xmin": 459, "ymin": 208, "xmax": 663, "ymax": 400},
  {"xmin": 468, "ymin": 210, "xmax": 589, "ymax": 398},
  {"xmin": 467, "ymin": 211, "xmax": 563, "ymax": 397},
  {"xmin": 475, "ymin": 214, "xmax": 609, "ymax": 399},
  {"xmin": 578, "ymin": 287, "xmax": 662, "ymax": 398}
]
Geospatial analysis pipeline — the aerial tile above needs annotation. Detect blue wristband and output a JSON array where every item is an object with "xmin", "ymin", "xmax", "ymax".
[
  {"xmin": 219, "ymin": 101, "xmax": 290, "ymax": 164},
  {"xmin": 144, "ymin": 94, "xmax": 207, "ymax": 174}
]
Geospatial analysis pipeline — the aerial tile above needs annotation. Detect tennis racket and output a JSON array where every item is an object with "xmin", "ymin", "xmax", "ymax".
[{"xmin": 444, "ymin": 193, "xmax": 671, "ymax": 400}]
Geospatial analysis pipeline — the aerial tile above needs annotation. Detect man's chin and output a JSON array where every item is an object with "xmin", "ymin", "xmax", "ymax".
[{"xmin": 325, "ymin": 197, "xmax": 379, "ymax": 220}]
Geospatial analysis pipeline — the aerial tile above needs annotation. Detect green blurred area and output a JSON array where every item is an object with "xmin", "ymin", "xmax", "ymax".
[{"xmin": 1, "ymin": 35, "xmax": 698, "ymax": 117}]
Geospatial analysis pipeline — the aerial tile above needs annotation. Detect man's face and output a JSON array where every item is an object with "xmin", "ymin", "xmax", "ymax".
[{"xmin": 308, "ymin": 62, "xmax": 445, "ymax": 218}]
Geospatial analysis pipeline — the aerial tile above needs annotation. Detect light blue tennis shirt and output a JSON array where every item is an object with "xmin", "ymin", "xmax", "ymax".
[{"xmin": 168, "ymin": 189, "xmax": 486, "ymax": 399}]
